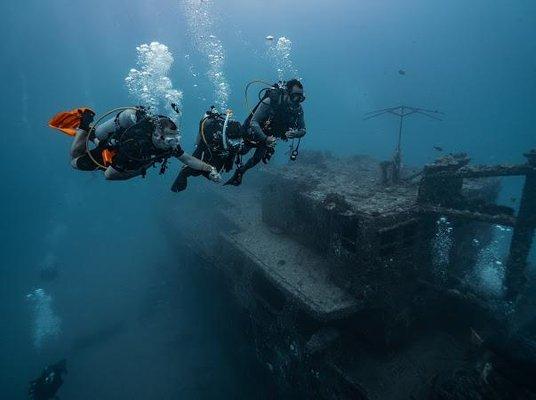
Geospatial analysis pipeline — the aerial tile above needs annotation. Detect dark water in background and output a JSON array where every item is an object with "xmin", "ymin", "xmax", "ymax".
[{"xmin": 1, "ymin": 0, "xmax": 535, "ymax": 398}]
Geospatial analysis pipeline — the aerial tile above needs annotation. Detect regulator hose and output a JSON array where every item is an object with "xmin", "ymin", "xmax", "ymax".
[
  {"xmin": 222, "ymin": 109, "xmax": 232, "ymax": 151},
  {"xmin": 244, "ymin": 80, "xmax": 274, "ymax": 114}
]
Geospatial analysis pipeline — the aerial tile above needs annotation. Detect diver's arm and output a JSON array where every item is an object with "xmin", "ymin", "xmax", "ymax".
[
  {"xmin": 178, "ymin": 152, "xmax": 221, "ymax": 182},
  {"xmin": 287, "ymin": 128, "xmax": 306, "ymax": 139},
  {"xmin": 178, "ymin": 152, "xmax": 213, "ymax": 172},
  {"xmin": 249, "ymin": 99, "xmax": 271, "ymax": 143},
  {"xmin": 295, "ymin": 110, "xmax": 306, "ymax": 137},
  {"xmin": 285, "ymin": 109, "xmax": 306, "ymax": 139}
]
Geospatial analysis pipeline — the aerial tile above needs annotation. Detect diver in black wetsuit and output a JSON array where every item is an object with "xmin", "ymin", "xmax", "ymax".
[
  {"xmin": 49, "ymin": 106, "xmax": 221, "ymax": 183},
  {"xmin": 224, "ymin": 79, "xmax": 307, "ymax": 186},
  {"xmin": 171, "ymin": 107, "xmax": 244, "ymax": 192},
  {"xmin": 434, "ymin": 325, "xmax": 536, "ymax": 399},
  {"xmin": 28, "ymin": 359, "xmax": 67, "ymax": 400},
  {"xmin": 480, "ymin": 323, "xmax": 536, "ymax": 393}
]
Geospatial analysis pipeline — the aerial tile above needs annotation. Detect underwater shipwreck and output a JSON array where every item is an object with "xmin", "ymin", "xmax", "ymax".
[{"xmin": 169, "ymin": 148, "xmax": 536, "ymax": 399}]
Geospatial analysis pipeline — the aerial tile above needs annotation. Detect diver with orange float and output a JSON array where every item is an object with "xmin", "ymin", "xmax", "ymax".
[{"xmin": 48, "ymin": 106, "xmax": 221, "ymax": 183}]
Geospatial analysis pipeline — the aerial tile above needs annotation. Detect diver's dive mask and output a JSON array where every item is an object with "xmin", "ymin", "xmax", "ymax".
[
  {"xmin": 288, "ymin": 86, "xmax": 305, "ymax": 105},
  {"xmin": 152, "ymin": 117, "xmax": 181, "ymax": 150}
]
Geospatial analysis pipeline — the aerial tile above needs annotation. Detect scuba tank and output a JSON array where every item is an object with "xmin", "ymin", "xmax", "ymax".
[{"xmin": 199, "ymin": 107, "xmax": 243, "ymax": 158}]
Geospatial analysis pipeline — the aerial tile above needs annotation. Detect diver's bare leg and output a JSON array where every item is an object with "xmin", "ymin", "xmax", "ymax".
[{"xmin": 70, "ymin": 128, "xmax": 89, "ymax": 159}]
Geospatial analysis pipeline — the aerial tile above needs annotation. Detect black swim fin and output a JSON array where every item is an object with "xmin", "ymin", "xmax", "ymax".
[
  {"xmin": 224, "ymin": 170, "xmax": 243, "ymax": 186},
  {"xmin": 171, "ymin": 170, "xmax": 188, "ymax": 192}
]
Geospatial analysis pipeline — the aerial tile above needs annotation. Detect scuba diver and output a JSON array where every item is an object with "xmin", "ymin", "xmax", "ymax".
[
  {"xmin": 28, "ymin": 359, "xmax": 67, "ymax": 400},
  {"xmin": 224, "ymin": 79, "xmax": 307, "ymax": 186},
  {"xmin": 475, "ymin": 323, "xmax": 536, "ymax": 394},
  {"xmin": 171, "ymin": 107, "xmax": 244, "ymax": 192},
  {"xmin": 48, "ymin": 106, "xmax": 221, "ymax": 183}
]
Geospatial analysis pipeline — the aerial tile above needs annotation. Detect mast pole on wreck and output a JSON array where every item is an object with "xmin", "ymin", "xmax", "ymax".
[{"xmin": 364, "ymin": 105, "xmax": 443, "ymax": 183}]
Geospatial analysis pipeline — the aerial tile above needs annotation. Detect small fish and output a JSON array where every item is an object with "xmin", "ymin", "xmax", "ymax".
[
  {"xmin": 511, "ymin": 197, "xmax": 517, "ymax": 203},
  {"xmin": 433, "ymin": 146, "xmax": 443, "ymax": 152},
  {"xmin": 265, "ymin": 35, "xmax": 274, "ymax": 41},
  {"xmin": 398, "ymin": 69, "xmax": 406, "ymax": 75}
]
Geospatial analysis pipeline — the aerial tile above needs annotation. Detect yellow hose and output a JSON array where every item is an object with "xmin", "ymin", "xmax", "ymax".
[
  {"xmin": 199, "ymin": 117, "xmax": 213, "ymax": 162},
  {"xmin": 200, "ymin": 117, "xmax": 209, "ymax": 147}
]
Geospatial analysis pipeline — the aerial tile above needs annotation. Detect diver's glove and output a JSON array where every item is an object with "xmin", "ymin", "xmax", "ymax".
[
  {"xmin": 265, "ymin": 135, "xmax": 276, "ymax": 148},
  {"xmin": 262, "ymin": 147, "xmax": 275, "ymax": 164},
  {"xmin": 79, "ymin": 109, "xmax": 96, "ymax": 131},
  {"xmin": 208, "ymin": 166, "xmax": 222, "ymax": 183}
]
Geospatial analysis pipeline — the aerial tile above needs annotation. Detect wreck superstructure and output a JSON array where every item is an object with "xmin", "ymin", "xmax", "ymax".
[{"xmin": 170, "ymin": 149, "xmax": 536, "ymax": 399}]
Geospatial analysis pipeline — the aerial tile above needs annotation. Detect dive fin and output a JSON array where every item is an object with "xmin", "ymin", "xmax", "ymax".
[
  {"xmin": 171, "ymin": 169, "xmax": 189, "ymax": 192},
  {"xmin": 224, "ymin": 170, "xmax": 243, "ymax": 186},
  {"xmin": 48, "ymin": 108, "xmax": 95, "ymax": 136}
]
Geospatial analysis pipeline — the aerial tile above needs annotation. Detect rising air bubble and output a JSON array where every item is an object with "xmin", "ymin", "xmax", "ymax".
[
  {"xmin": 431, "ymin": 216, "xmax": 453, "ymax": 283},
  {"xmin": 467, "ymin": 225, "xmax": 511, "ymax": 297},
  {"xmin": 266, "ymin": 36, "xmax": 300, "ymax": 81},
  {"xmin": 26, "ymin": 288, "xmax": 61, "ymax": 350},
  {"xmin": 125, "ymin": 42, "xmax": 183, "ymax": 127},
  {"xmin": 181, "ymin": 0, "xmax": 230, "ymax": 110}
]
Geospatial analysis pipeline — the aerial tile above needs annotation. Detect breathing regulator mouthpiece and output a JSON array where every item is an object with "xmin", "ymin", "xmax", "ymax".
[
  {"xmin": 163, "ymin": 136, "xmax": 180, "ymax": 149},
  {"xmin": 152, "ymin": 115, "xmax": 181, "ymax": 151}
]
